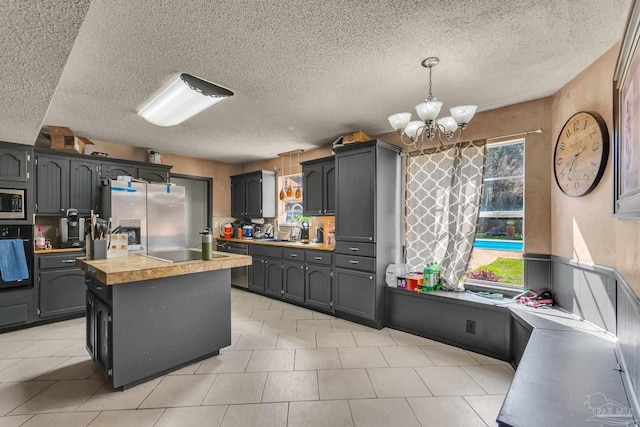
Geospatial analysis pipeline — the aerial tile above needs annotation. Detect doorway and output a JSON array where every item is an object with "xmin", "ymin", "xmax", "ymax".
[{"xmin": 170, "ymin": 174, "xmax": 212, "ymax": 248}]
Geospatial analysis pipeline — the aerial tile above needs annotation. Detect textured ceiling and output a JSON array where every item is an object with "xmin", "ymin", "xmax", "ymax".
[
  {"xmin": 2, "ymin": 1, "xmax": 631, "ymax": 163},
  {"xmin": 0, "ymin": 0, "xmax": 91, "ymax": 145}
]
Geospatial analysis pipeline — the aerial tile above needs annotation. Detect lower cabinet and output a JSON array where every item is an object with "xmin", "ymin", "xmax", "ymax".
[
  {"xmin": 37, "ymin": 252, "xmax": 86, "ymax": 319},
  {"xmin": 334, "ymin": 268, "xmax": 376, "ymax": 320},
  {"xmin": 305, "ymin": 264, "xmax": 332, "ymax": 312},
  {"xmin": 265, "ymin": 259, "xmax": 283, "ymax": 298},
  {"xmin": 283, "ymin": 261, "xmax": 305, "ymax": 303},
  {"xmin": 250, "ymin": 257, "xmax": 266, "ymax": 293},
  {"xmin": 86, "ymin": 290, "xmax": 113, "ymax": 379}
]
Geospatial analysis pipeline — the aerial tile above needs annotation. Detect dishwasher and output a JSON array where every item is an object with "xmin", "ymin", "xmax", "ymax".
[{"xmin": 217, "ymin": 240, "xmax": 249, "ymax": 288}]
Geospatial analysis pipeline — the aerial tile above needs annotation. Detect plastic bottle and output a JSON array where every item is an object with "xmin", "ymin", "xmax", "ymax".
[
  {"xmin": 199, "ymin": 228, "xmax": 213, "ymax": 261},
  {"xmin": 36, "ymin": 226, "xmax": 46, "ymax": 250},
  {"xmin": 431, "ymin": 263, "xmax": 442, "ymax": 290},
  {"xmin": 423, "ymin": 263, "xmax": 433, "ymax": 292}
]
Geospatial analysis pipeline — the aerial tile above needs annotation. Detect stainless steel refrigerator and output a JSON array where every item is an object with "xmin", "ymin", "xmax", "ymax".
[
  {"xmin": 101, "ymin": 181, "xmax": 186, "ymax": 253},
  {"xmin": 146, "ymin": 183, "xmax": 186, "ymax": 251}
]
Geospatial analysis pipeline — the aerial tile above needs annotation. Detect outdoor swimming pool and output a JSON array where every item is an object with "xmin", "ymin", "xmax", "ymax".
[{"xmin": 473, "ymin": 239, "xmax": 523, "ymax": 251}]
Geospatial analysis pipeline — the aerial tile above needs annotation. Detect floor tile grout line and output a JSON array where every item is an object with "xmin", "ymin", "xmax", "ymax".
[
  {"xmin": 412, "ymin": 367, "xmax": 435, "ymax": 397},
  {"xmin": 462, "ymin": 395, "xmax": 494, "ymax": 427},
  {"xmin": 150, "ymin": 407, "xmax": 167, "ymax": 427},
  {"xmin": 404, "ymin": 396, "xmax": 426, "ymax": 427}
]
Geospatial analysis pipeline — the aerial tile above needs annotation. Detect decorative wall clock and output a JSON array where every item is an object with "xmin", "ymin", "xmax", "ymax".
[{"xmin": 553, "ymin": 111, "xmax": 609, "ymax": 197}]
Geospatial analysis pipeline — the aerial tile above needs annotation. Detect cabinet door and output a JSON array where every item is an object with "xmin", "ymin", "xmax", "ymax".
[
  {"xmin": 245, "ymin": 173, "xmax": 263, "ymax": 217},
  {"xmin": 303, "ymin": 164, "xmax": 324, "ymax": 216},
  {"xmin": 138, "ymin": 167, "xmax": 169, "ymax": 183},
  {"xmin": 264, "ymin": 258, "xmax": 283, "ymax": 298},
  {"xmin": 95, "ymin": 297, "xmax": 112, "ymax": 378},
  {"xmin": 86, "ymin": 291, "xmax": 96, "ymax": 360},
  {"xmin": 306, "ymin": 264, "xmax": 332, "ymax": 312},
  {"xmin": 323, "ymin": 162, "xmax": 336, "ymax": 215},
  {"xmin": 336, "ymin": 148, "xmax": 375, "ymax": 242},
  {"xmin": 230, "ymin": 177, "xmax": 246, "ymax": 217},
  {"xmin": 283, "ymin": 261, "xmax": 305, "ymax": 303},
  {"xmin": 39, "ymin": 269, "xmax": 86, "ymax": 318},
  {"xmin": 36, "ymin": 155, "xmax": 69, "ymax": 214},
  {"xmin": 334, "ymin": 268, "xmax": 376, "ymax": 320},
  {"xmin": 249, "ymin": 257, "xmax": 266, "ymax": 293},
  {"xmin": 69, "ymin": 160, "xmax": 99, "ymax": 214},
  {"xmin": 100, "ymin": 163, "xmax": 136, "ymax": 180},
  {"xmin": 0, "ymin": 146, "xmax": 29, "ymax": 182}
]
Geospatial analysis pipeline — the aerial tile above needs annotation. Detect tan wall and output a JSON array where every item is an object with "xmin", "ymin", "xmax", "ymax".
[
  {"xmin": 551, "ymin": 44, "xmax": 640, "ymax": 296},
  {"xmin": 87, "ymin": 140, "xmax": 243, "ymax": 220}
]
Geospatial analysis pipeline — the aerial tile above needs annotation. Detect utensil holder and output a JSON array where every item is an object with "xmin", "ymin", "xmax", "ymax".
[{"xmin": 88, "ymin": 239, "xmax": 108, "ymax": 260}]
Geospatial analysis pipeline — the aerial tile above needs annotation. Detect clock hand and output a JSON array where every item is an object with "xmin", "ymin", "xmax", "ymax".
[{"xmin": 567, "ymin": 148, "xmax": 585, "ymax": 177}]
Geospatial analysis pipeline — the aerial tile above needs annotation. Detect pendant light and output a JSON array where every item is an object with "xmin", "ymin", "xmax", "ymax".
[
  {"xmin": 286, "ymin": 154, "xmax": 294, "ymax": 197},
  {"xmin": 295, "ymin": 152, "xmax": 302, "ymax": 199},
  {"xmin": 278, "ymin": 155, "xmax": 286, "ymax": 201}
]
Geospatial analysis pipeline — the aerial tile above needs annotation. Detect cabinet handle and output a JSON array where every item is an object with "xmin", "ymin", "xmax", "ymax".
[
  {"xmin": 306, "ymin": 266, "xmax": 309, "ymax": 270},
  {"xmin": 349, "ymin": 260, "xmax": 359, "ymax": 264},
  {"xmin": 62, "ymin": 260, "xmax": 74, "ymax": 263},
  {"xmin": 369, "ymin": 237, "xmax": 373, "ymax": 241},
  {"xmin": 290, "ymin": 254, "xmax": 297, "ymax": 257},
  {"xmin": 61, "ymin": 209, "xmax": 65, "ymax": 212},
  {"xmin": 318, "ymin": 210, "xmax": 322, "ymax": 213},
  {"xmin": 369, "ymin": 276, "xmax": 373, "ymax": 280},
  {"xmin": 96, "ymin": 286, "xmax": 102, "ymax": 290},
  {"xmin": 349, "ymin": 247, "xmax": 359, "ymax": 251},
  {"xmin": 301, "ymin": 265, "xmax": 304, "ymax": 269},
  {"xmin": 314, "ymin": 256, "xmax": 322, "ymax": 260}
]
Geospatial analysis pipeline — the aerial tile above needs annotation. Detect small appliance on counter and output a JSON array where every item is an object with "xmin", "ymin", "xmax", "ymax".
[
  {"xmin": 59, "ymin": 208, "xmax": 86, "ymax": 248},
  {"xmin": 242, "ymin": 224, "xmax": 254, "ymax": 239},
  {"xmin": 315, "ymin": 226, "xmax": 324, "ymax": 243},
  {"xmin": 300, "ymin": 220, "xmax": 310, "ymax": 243},
  {"xmin": 275, "ymin": 222, "xmax": 296, "ymax": 241}
]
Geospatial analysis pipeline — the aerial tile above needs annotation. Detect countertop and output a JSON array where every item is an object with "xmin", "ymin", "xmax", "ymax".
[
  {"xmin": 35, "ymin": 248, "xmax": 86, "ymax": 254},
  {"xmin": 76, "ymin": 251, "xmax": 252, "ymax": 285},
  {"xmin": 217, "ymin": 237, "xmax": 335, "ymax": 252}
]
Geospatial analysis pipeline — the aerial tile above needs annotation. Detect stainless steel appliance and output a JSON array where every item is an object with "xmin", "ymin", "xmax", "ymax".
[
  {"xmin": 140, "ymin": 249, "xmax": 227, "ymax": 263},
  {"xmin": 300, "ymin": 220, "xmax": 310, "ymax": 243},
  {"xmin": 101, "ymin": 180, "xmax": 187, "ymax": 253},
  {"xmin": 0, "ymin": 188, "xmax": 25, "ymax": 220},
  {"xmin": 59, "ymin": 208, "xmax": 86, "ymax": 248},
  {"xmin": 0, "ymin": 225, "xmax": 33, "ymax": 288},
  {"xmin": 102, "ymin": 180, "xmax": 148, "ymax": 252},
  {"xmin": 216, "ymin": 240, "xmax": 249, "ymax": 288},
  {"xmin": 147, "ymin": 183, "xmax": 186, "ymax": 251}
]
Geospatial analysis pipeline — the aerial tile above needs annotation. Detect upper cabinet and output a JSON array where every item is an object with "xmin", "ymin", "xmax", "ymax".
[
  {"xmin": 138, "ymin": 167, "xmax": 170, "ymax": 183},
  {"xmin": 100, "ymin": 162, "xmax": 170, "ymax": 183},
  {"xmin": 301, "ymin": 156, "xmax": 335, "ymax": 216},
  {"xmin": 230, "ymin": 171, "xmax": 276, "ymax": 218},
  {"xmin": 69, "ymin": 160, "xmax": 100, "ymax": 215},
  {"xmin": 100, "ymin": 162, "xmax": 136, "ymax": 180},
  {"xmin": 0, "ymin": 145, "xmax": 31, "ymax": 183},
  {"xmin": 35, "ymin": 155, "xmax": 70, "ymax": 215}
]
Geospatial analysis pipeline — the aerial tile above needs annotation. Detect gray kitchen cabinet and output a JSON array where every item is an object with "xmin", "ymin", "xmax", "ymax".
[
  {"xmin": 35, "ymin": 155, "xmax": 70, "ymax": 214},
  {"xmin": 250, "ymin": 256, "xmax": 266, "ymax": 293},
  {"xmin": 86, "ymin": 291, "xmax": 96, "ymax": 359},
  {"xmin": 333, "ymin": 140, "xmax": 401, "ymax": 328},
  {"xmin": 305, "ymin": 264, "xmax": 332, "ymax": 312},
  {"xmin": 334, "ymin": 268, "xmax": 376, "ymax": 320},
  {"xmin": 100, "ymin": 162, "xmax": 136, "ymax": 180},
  {"xmin": 0, "ymin": 286, "xmax": 36, "ymax": 329},
  {"xmin": 37, "ymin": 252, "xmax": 86, "ymax": 319},
  {"xmin": 265, "ymin": 258, "xmax": 283, "ymax": 298},
  {"xmin": 0, "ymin": 145, "xmax": 31, "ymax": 182},
  {"xmin": 283, "ymin": 260, "xmax": 305, "ymax": 303},
  {"xmin": 511, "ymin": 314, "xmax": 533, "ymax": 368},
  {"xmin": 94, "ymin": 295, "xmax": 113, "ymax": 379},
  {"xmin": 69, "ymin": 159, "xmax": 100, "ymax": 214},
  {"xmin": 301, "ymin": 156, "xmax": 335, "ymax": 216},
  {"xmin": 137, "ymin": 166, "xmax": 170, "ymax": 183},
  {"xmin": 230, "ymin": 171, "xmax": 276, "ymax": 218}
]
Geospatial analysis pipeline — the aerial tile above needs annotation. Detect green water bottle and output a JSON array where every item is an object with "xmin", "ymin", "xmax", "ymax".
[
  {"xmin": 423, "ymin": 263, "xmax": 433, "ymax": 292},
  {"xmin": 431, "ymin": 263, "xmax": 441, "ymax": 290},
  {"xmin": 200, "ymin": 228, "xmax": 213, "ymax": 261}
]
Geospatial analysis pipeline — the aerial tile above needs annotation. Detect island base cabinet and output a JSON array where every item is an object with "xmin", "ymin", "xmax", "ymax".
[
  {"xmin": 335, "ymin": 268, "xmax": 376, "ymax": 322},
  {"xmin": 85, "ymin": 269, "xmax": 231, "ymax": 389}
]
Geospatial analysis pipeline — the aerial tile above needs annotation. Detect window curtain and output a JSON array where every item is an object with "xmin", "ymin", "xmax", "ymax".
[{"xmin": 404, "ymin": 140, "xmax": 486, "ymax": 291}]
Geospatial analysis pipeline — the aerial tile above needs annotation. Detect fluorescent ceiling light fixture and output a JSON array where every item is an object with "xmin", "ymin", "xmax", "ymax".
[{"xmin": 137, "ymin": 73, "xmax": 234, "ymax": 127}]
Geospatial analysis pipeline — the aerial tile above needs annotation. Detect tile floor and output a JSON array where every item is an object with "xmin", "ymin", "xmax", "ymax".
[{"xmin": 0, "ymin": 288, "xmax": 514, "ymax": 426}]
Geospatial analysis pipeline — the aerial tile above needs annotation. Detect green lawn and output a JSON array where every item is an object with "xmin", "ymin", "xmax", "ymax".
[{"xmin": 471, "ymin": 257, "xmax": 523, "ymax": 286}]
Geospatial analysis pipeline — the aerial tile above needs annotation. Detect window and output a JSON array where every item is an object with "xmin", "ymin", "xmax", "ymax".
[
  {"xmin": 278, "ymin": 174, "xmax": 303, "ymax": 224},
  {"xmin": 466, "ymin": 139, "xmax": 524, "ymax": 287}
]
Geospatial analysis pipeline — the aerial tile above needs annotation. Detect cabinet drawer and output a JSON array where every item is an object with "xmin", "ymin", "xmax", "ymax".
[
  {"xmin": 86, "ymin": 277, "xmax": 112, "ymax": 304},
  {"xmin": 335, "ymin": 254, "xmax": 375, "ymax": 272},
  {"xmin": 283, "ymin": 248, "xmax": 305, "ymax": 261},
  {"xmin": 335, "ymin": 242, "xmax": 375, "ymax": 257},
  {"xmin": 250, "ymin": 244, "xmax": 283, "ymax": 258},
  {"xmin": 306, "ymin": 250, "xmax": 332, "ymax": 265},
  {"xmin": 39, "ymin": 253, "xmax": 83, "ymax": 270}
]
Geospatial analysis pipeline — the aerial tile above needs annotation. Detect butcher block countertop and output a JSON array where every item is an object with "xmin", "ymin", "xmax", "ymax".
[
  {"xmin": 76, "ymin": 251, "xmax": 252, "ymax": 285},
  {"xmin": 217, "ymin": 237, "xmax": 335, "ymax": 252},
  {"xmin": 35, "ymin": 248, "xmax": 85, "ymax": 254}
]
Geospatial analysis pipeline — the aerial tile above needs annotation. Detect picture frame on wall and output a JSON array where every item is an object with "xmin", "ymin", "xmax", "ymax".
[{"xmin": 614, "ymin": 0, "xmax": 640, "ymax": 218}]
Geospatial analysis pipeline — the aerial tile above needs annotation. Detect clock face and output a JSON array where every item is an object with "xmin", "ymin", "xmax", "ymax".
[{"xmin": 554, "ymin": 111, "xmax": 609, "ymax": 197}]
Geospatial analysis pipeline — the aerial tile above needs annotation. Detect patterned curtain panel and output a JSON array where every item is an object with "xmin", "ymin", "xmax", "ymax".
[{"xmin": 405, "ymin": 140, "xmax": 486, "ymax": 290}]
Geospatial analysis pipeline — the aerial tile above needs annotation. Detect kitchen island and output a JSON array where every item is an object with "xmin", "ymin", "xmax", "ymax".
[{"xmin": 76, "ymin": 251, "xmax": 251, "ymax": 389}]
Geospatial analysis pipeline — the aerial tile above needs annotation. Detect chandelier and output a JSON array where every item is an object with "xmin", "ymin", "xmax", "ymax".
[{"xmin": 388, "ymin": 57, "xmax": 477, "ymax": 149}]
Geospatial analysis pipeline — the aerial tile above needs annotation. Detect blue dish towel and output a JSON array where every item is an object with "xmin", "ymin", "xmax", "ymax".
[{"xmin": 0, "ymin": 239, "xmax": 29, "ymax": 282}]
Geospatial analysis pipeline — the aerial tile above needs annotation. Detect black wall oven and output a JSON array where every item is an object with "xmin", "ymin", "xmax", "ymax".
[{"xmin": 0, "ymin": 225, "xmax": 33, "ymax": 289}]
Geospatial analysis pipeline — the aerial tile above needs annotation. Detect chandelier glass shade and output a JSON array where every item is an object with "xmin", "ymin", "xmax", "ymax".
[{"xmin": 388, "ymin": 57, "xmax": 477, "ymax": 149}]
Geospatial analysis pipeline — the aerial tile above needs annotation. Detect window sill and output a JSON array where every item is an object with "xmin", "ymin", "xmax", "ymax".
[{"xmin": 464, "ymin": 280, "xmax": 522, "ymax": 298}]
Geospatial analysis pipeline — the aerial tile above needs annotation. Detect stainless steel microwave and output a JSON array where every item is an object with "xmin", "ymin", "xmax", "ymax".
[{"xmin": 0, "ymin": 189, "xmax": 25, "ymax": 219}]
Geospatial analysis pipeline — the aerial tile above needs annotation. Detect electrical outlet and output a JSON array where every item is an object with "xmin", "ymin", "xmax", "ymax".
[{"xmin": 466, "ymin": 320, "xmax": 476, "ymax": 334}]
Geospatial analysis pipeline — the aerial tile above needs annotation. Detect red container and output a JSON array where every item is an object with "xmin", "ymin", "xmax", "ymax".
[
  {"xmin": 405, "ymin": 273, "xmax": 424, "ymax": 291},
  {"xmin": 223, "ymin": 224, "xmax": 232, "ymax": 239}
]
